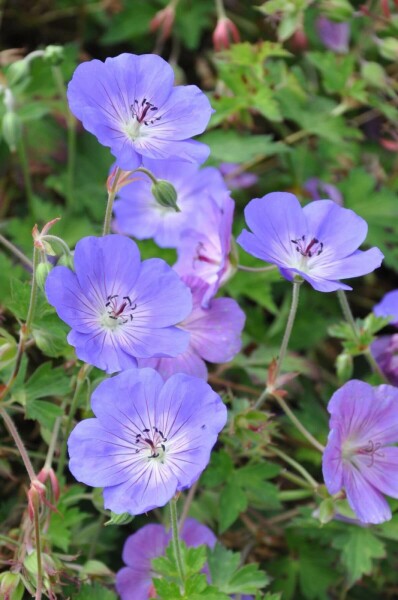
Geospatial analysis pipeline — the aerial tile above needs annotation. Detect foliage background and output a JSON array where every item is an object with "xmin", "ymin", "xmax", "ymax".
[{"xmin": 1, "ymin": 0, "xmax": 398, "ymax": 599}]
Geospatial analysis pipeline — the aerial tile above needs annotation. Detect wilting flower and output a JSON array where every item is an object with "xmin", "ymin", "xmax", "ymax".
[
  {"xmin": 374, "ymin": 289, "xmax": 398, "ymax": 326},
  {"xmin": 139, "ymin": 276, "xmax": 245, "ymax": 379},
  {"xmin": 316, "ymin": 17, "xmax": 350, "ymax": 53},
  {"xmin": 68, "ymin": 368, "xmax": 227, "ymax": 515},
  {"xmin": 322, "ymin": 379, "xmax": 398, "ymax": 524},
  {"xmin": 175, "ymin": 194, "xmax": 235, "ymax": 305},
  {"xmin": 219, "ymin": 162, "xmax": 258, "ymax": 190},
  {"xmin": 304, "ymin": 178, "xmax": 343, "ymax": 206},
  {"xmin": 45, "ymin": 235, "xmax": 192, "ymax": 373},
  {"xmin": 113, "ymin": 159, "xmax": 228, "ymax": 248},
  {"xmin": 67, "ymin": 53, "xmax": 212, "ymax": 170},
  {"xmin": 116, "ymin": 518, "xmax": 216, "ymax": 600},
  {"xmin": 371, "ymin": 335, "xmax": 398, "ymax": 386},
  {"xmin": 237, "ymin": 192, "xmax": 383, "ymax": 292}
]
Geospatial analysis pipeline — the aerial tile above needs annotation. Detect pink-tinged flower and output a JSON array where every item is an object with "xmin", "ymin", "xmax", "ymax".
[
  {"xmin": 219, "ymin": 162, "xmax": 258, "ymax": 190},
  {"xmin": 174, "ymin": 194, "xmax": 235, "ymax": 306},
  {"xmin": 68, "ymin": 369, "xmax": 227, "ymax": 516},
  {"xmin": 45, "ymin": 235, "xmax": 192, "ymax": 374},
  {"xmin": 304, "ymin": 178, "xmax": 343, "ymax": 206},
  {"xmin": 139, "ymin": 276, "xmax": 245, "ymax": 380},
  {"xmin": 371, "ymin": 335, "xmax": 398, "ymax": 386},
  {"xmin": 323, "ymin": 380, "xmax": 398, "ymax": 524},
  {"xmin": 113, "ymin": 158, "xmax": 228, "ymax": 248},
  {"xmin": 237, "ymin": 192, "xmax": 383, "ymax": 292},
  {"xmin": 374, "ymin": 289, "xmax": 398, "ymax": 326},
  {"xmin": 67, "ymin": 53, "xmax": 212, "ymax": 170},
  {"xmin": 116, "ymin": 519, "xmax": 216, "ymax": 600},
  {"xmin": 316, "ymin": 17, "xmax": 350, "ymax": 53},
  {"xmin": 212, "ymin": 16, "xmax": 240, "ymax": 52}
]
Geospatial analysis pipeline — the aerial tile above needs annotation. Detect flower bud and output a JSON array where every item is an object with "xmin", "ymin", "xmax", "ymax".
[
  {"xmin": 212, "ymin": 17, "xmax": 240, "ymax": 52},
  {"xmin": 377, "ymin": 37, "xmax": 398, "ymax": 61},
  {"xmin": 318, "ymin": 498, "xmax": 336, "ymax": 524},
  {"xmin": 35, "ymin": 262, "xmax": 53, "ymax": 292},
  {"xmin": 2, "ymin": 111, "xmax": 22, "ymax": 153},
  {"xmin": 336, "ymin": 352, "xmax": 353, "ymax": 383},
  {"xmin": 151, "ymin": 179, "xmax": 180, "ymax": 212},
  {"xmin": 0, "ymin": 572, "xmax": 24, "ymax": 600},
  {"xmin": 57, "ymin": 252, "xmax": 74, "ymax": 270},
  {"xmin": 150, "ymin": 5, "xmax": 175, "ymax": 41},
  {"xmin": 43, "ymin": 45, "xmax": 64, "ymax": 66},
  {"xmin": 105, "ymin": 511, "xmax": 135, "ymax": 526},
  {"xmin": 6, "ymin": 59, "xmax": 30, "ymax": 86},
  {"xmin": 361, "ymin": 61, "xmax": 386, "ymax": 89},
  {"xmin": 0, "ymin": 328, "xmax": 18, "ymax": 371}
]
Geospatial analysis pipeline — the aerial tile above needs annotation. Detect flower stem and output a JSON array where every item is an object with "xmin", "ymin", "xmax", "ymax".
[
  {"xmin": 336, "ymin": 289, "xmax": 388, "ymax": 381},
  {"xmin": 25, "ymin": 246, "xmax": 40, "ymax": 334},
  {"xmin": 0, "ymin": 233, "xmax": 33, "ymax": 269},
  {"xmin": 169, "ymin": 497, "xmax": 185, "ymax": 588},
  {"xmin": 255, "ymin": 280, "xmax": 302, "ymax": 410},
  {"xmin": 134, "ymin": 166, "xmax": 159, "ymax": 186},
  {"xmin": 178, "ymin": 480, "xmax": 198, "ymax": 532},
  {"xmin": 0, "ymin": 407, "xmax": 36, "ymax": 481},
  {"xmin": 18, "ymin": 134, "xmax": 35, "ymax": 216},
  {"xmin": 33, "ymin": 505, "xmax": 43, "ymax": 600},
  {"xmin": 57, "ymin": 363, "xmax": 91, "ymax": 478},
  {"xmin": 103, "ymin": 167, "xmax": 122, "ymax": 235},
  {"xmin": 215, "ymin": 0, "xmax": 227, "ymax": 19},
  {"xmin": 51, "ymin": 65, "xmax": 76, "ymax": 211},
  {"xmin": 272, "ymin": 393, "xmax": 325, "ymax": 453},
  {"xmin": 272, "ymin": 445, "xmax": 319, "ymax": 488},
  {"xmin": 237, "ymin": 264, "xmax": 277, "ymax": 273}
]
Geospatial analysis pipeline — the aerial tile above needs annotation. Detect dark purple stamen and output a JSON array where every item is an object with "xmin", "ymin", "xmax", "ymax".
[
  {"xmin": 357, "ymin": 440, "xmax": 384, "ymax": 467},
  {"xmin": 131, "ymin": 98, "xmax": 161, "ymax": 126},
  {"xmin": 291, "ymin": 234, "xmax": 324, "ymax": 258},
  {"xmin": 133, "ymin": 425, "xmax": 168, "ymax": 459},
  {"xmin": 106, "ymin": 294, "xmax": 137, "ymax": 324}
]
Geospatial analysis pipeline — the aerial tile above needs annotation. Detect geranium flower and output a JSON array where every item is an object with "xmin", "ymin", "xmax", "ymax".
[
  {"xmin": 237, "ymin": 192, "xmax": 383, "ymax": 292},
  {"xmin": 174, "ymin": 194, "xmax": 235, "ymax": 306},
  {"xmin": 45, "ymin": 235, "xmax": 192, "ymax": 373},
  {"xmin": 67, "ymin": 53, "xmax": 213, "ymax": 170},
  {"xmin": 371, "ymin": 335, "xmax": 398, "ymax": 386},
  {"xmin": 68, "ymin": 368, "xmax": 227, "ymax": 515},
  {"xmin": 116, "ymin": 518, "xmax": 216, "ymax": 600},
  {"xmin": 139, "ymin": 276, "xmax": 245, "ymax": 379},
  {"xmin": 219, "ymin": 162, "xmax": 258, "ymax": 190},
  {"xmin": 304, "ymin": 178, "xmax": 343, "ymax": 206},
  {"xmin": 113, "ymin": 159, "xmax": 228, "ymax": 248},
  {"xmin": 322, "ymin": 379, "xmax": 398, "ymax": 524}
]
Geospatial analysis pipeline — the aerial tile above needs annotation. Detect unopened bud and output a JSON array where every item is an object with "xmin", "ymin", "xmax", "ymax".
[
  {"xmin": 43, "ymin": 45, "xmax": 64, "ymax": 66},
  {"xmin": 37, "ymin": 467, "xmax": 60, "ymax": 502},
  {"xmin": 336, "ymin": 352, "xmax": 353, "ymax": 383},
  {"xmin": 0, "ymin": 572, "xmax": 24, "ymax": 600},
  {"xmin": 7, "ymin": 59, "xmax": 30, "ymax": 86},
  {"xmin": 361, "ymin": 61, "xmax": 386, "ymax": 89},
  {"xmin": 105, "ymin": 511, "xmax": 135, "ymax": 526},
  {"xmin": 57, "ymin": 252, "xmax": 74, "ymax": 270},
  {"xmin": 35, "ymin": 262, "xmax": 53, "ymax": 292},
  {"xmin": 212, "ymin": 17, "xmax": 240, "ymax": 52},
  {"xmin": 2, "ymin": 111, "xmax": 22, "ymax": 153},
  {"xmin": 151, "ymin": 179, "xmax": 179, "ymax": 212},
  {"xmin": 377, "ymin": 36, "xmax": 398, "ymax": 61},
  {"xmin": 318, "ymin": 498, "xmax": 335, "ymax": 524},
  {"xmin": 150, "ymin": 5, "xmax": 175, "ymax": 41}
]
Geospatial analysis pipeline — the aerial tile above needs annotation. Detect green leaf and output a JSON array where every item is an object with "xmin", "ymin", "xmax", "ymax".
[
  {"xmin": 201, "ymin": 130, "xmax": 288, "ymax": 164},
  {"xmin": 25, "ymin": 400, "xmax": 63, "ymax": 430},
  {"xmin": 72, "ymin": 583, "xmax": 117, "ymax": 600},
  {"xmin": 332, "ymin": 528, "xmax": 386, "ymax": 585},
  {"xmin": 20, "ymin": 362, "xmax": 71, "ymax": 402},
  {"xmin": 32, "ymin": 313, "xmax": 70, "ymax": 358},
  {"xmin": 228, "ymin": 563, "xmax": 270, "ymax": 593},
  {"xmin": 219, "ymin": 482, "xmax": 248, "ymax": 532},
  {"xmin": 208, "ymin": 544, "xmax": 269, "ymax": 594},
  {"xmin": 201, "ymin": 451, "xmax": 234, "ymax": 488}
]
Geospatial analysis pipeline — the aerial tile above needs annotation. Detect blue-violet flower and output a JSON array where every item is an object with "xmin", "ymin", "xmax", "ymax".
[
  {"xmin": 45, "ymin": 235, "xmax": 192, "ymax": 373},
  {"xmin": 68, "ymin": 368, "xmax": 227, "ymax": 515},
  {"xmin": 67, "ymin": 53, "xmax": 213, "ymax": 170},
  {"xmin": 237, "ymin": 192, "xmax": 383, "ymax": 292},
  {"xmin": 322, "ymin": 379, "xmax": 398, "ymax": 524}
]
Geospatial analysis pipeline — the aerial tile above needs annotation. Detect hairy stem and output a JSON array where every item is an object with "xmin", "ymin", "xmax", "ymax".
[
  {"xmin": 169, "ymin": 497, "xmax": 185, "ymax": 588},
  {"xmin": 103, "ymin": 167, "xmax": 122, "ymax": 235},
  {"xmin": 255, "ymin": 280, "xmax": 302, "ymax": 410},
  {"xmin": 272, "ymin": 393, "xmax": 325, "ymax": 453},
  {"xmin": 0, "ymin": 407, "xmax": 36, "ymax": 481},
  {"xmin": 237, "ymin": 264, "xmax": 277, "ymax": 273},
  {"xmin": 0, "ymin": 233, "xmax": 33, "ymax": 269},
  {"xmin": 57, "ymin": 364, "xmax": 91, "ymax": 477},
  {"xmin": 18, "ymin": 134, "xmax": 35, "ymax": 216},
  {"xmin": 272, "ymin": 446, "xmax": 319, "ymax": 488},
  {"xmin": 215, "ymin": 0, "xmax": 227, "ymax": 19}
]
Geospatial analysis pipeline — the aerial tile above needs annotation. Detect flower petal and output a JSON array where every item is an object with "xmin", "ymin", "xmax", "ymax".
[
  {"xmin": 311, "ymin": 248, "xmax": 384, "ymax": 282},
  {"xmin": 374, "ymin": 289, "xmax": 398, "ymax": 326},
  {"xmin": 67, "ymin": 329, "xmax": 138, "ymax": 374},
  {"xmin": 356, "ymin": 446, "xmax": 398, "ymax": 499},
  {"xmin": 322, "ymin": 428, "xmax": 344, "ymax": 495},
  {"xmin": 343, "ymin": 462, "xmax": 391, "ymax": 524},
  {"xmin": 138, "ymin": 349, "xmax": 209, "ymax": 381},
  {"xmin": 68, "ymin": 419, "xmax": 136, "ymax": 487}
]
